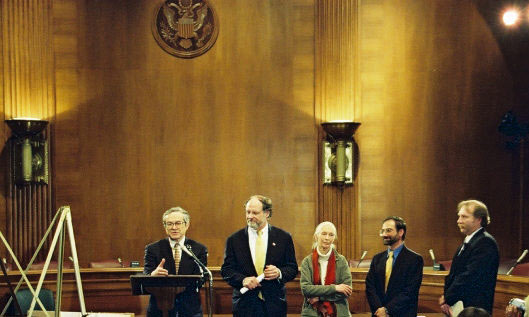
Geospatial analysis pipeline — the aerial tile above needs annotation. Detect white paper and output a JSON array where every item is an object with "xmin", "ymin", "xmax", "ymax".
[
  {"xmin": 451, "ymin": 300, "xmax": 464, "ymax": 317},
  {"xmin": 239, "ymin": 273, "xmax": 265, "ymax": 294}
]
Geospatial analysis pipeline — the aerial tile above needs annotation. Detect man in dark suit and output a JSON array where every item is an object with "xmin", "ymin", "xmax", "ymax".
[
  {"xmin": 440, "ymin": 199, "xmax": 499, "ymax": 315},
  {"xmin": 144, "ymin": 207, "xmax": 208, "ymax": 317},
  {"xmin": 221, "ymin": 195, "xmax": 298, "ymax": 317},
  {"xmin": 365, "ymin": 216, "xmax": 424, "ymax": 317}
]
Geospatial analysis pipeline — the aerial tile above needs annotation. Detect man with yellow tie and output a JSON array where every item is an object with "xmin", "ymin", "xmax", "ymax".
[
  {"xmin": 221, "ymin": 195, "xmax": 298, "ymax": 317},
  {"xmin": 365, "ymin": 216, "xmax": 424, "ymax": 317}
]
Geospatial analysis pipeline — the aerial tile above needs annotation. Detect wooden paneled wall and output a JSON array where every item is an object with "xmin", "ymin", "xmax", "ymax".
[
  {"xmin": 0, "ymin": 0, "xmax": 55, "ymax": 264},
  {"xmin": 1, "ymin": 0, "xmax": 524, "ymax": 270},
  {"xmin": 354, "ymin": 0, "xmax": 517, "ymax": 262},
  {"xmin": 52, "ymin": 0, "xmax": 317, "ymax": 267}
]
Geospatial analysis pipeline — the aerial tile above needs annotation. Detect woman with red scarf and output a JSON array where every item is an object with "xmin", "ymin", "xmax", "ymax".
[{"xmin": 300, "ymin": 222, "xmax": 353, "ymax": 317}]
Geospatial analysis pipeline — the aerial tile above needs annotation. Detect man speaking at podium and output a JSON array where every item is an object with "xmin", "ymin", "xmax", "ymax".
[{"xmin": 144, "ymin": 207, "xmax": 208, "ymax": 317}]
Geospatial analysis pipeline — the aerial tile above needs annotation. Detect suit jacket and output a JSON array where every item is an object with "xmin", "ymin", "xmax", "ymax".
[
  {"xmin": 444, "ymin": 228, "xmax": 499, "ymax": 313},
  {"xmin": 143, "ymin": 237, "xmax": 208, "ymax": 317},
  {"xmin": 220, "ymin": 225, "xmax": 298, "ymax": 316},
  {"xmin": 300, "ymin": 250, "xmax": 352, "ymax": 317},
  {"xmin": 365, "ymin": 245, "xmax": 424, "ymax": 317}
]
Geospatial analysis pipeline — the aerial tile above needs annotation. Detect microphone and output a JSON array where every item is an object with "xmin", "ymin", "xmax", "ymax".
[
  {"xmin": 429, "ymin": 249, "xmax": 436, "ymax": 263},
  {"xmin": 356, "ymin": 250, "xmax": 368, "ymax": 268},
  {"xmin": 506, "ymin": 249, "xmax": 528, "ymax": 275},
  {"xmin": 429, "ymin": 249, "xmax": 441, "ymax": 271},
  {"xmin": 181, "ymin": 244, "xmax": 212, "ymax": 279}
]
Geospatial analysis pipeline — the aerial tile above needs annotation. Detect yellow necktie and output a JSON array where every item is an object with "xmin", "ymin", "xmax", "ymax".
[
  {"xmin": 173, "ymin": 245, "xmax": 181, "ymax": 274},
  {"xmin": 385, "ymin": 250, "xmax": 394, "ymax": 291},
  {"xmin": 255, "ymin": 230, "xmax": 265, "ymax": 275}
]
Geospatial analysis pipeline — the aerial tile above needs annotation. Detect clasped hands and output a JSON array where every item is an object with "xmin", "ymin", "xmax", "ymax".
[
  {"xmin": 306, "ymin": 283, "xmax": 353, "ymax": 306},
  {"xmin": 242, "ymin": 265, "xmax": 281, "ymax": 290}
]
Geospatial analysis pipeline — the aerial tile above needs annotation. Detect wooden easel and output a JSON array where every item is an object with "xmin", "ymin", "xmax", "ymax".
[{"xmin": 0, "ymin": 206, "xmax": 87, "ymax": 317}]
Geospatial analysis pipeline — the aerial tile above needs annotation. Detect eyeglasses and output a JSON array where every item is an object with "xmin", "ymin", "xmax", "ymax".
[
  {"xmin": 379, "ymin": 228, "xmax": 394, "ymax": 235},
  {"xmin": 164, "ymin": 221, "xmax": 186, "ymax": 228}
]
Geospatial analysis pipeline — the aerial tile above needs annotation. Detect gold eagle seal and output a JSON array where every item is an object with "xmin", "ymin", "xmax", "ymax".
[{"xmin": 152, "ymin": 0, "xmax": 219, "ymax": 58}]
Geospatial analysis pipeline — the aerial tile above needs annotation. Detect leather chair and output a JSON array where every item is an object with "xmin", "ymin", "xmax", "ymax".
[
  {"xmin": 30, "ymin": 260, "xmax": 73, "ymax": 270},
  {"xmin": 5, "ymin": 288, "xmax": 55, "ymax": 315},
  {"xmin": 511, "ymin": 262, "xmax": 529, "ymax": 276},
  {"xmin": 89, "ymin": 258, "xmax": 124, "ymax": 268},
  {"xmin": 438, "ymin": 260, "xmax": 452, "ymax": 271}
]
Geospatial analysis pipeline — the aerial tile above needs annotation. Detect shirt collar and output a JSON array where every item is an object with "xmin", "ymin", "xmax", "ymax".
[
  {"xmin": 464, "ymin": 227, "xmax": 483, "ymax": 243},
  {"xmin": 168, "ymin": 236, "xmax": 186, "ymax": 248},
  {"xmin": 388, "ymin": 243, "xmax": 404, "ymax": 257},
  {"xmin": 248, "ymin": 223, "xmax": 269, "ymax": 235}
]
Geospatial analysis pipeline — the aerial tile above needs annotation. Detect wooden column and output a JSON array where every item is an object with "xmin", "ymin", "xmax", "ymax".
[
  {"xmin": 315, "ymin": 0, "xmax": 360, "ymax": 262},
  {"xmin": 1, "ymin": 0, "xmax": 55, "ymax": 266}
]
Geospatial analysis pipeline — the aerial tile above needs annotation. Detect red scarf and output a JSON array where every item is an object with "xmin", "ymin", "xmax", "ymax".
[{"xmin": 311, "ymin": 248, "xmax": 337, "ymax": 317}]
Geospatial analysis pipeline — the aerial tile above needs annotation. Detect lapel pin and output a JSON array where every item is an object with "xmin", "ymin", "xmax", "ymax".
[{"xmin": 272, "ymin": 242, "xmax": 276, "ymax": 246}]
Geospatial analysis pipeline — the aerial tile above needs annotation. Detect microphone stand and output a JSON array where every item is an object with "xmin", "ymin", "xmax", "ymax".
[
  {"xmin": 182, "ymin": 245, "xmax": 213, "ymax": 317},
  {"xmin": 506, "ymin": 249, "xmax": 528, "ymax": 275},
  {"xmin": 356, "ymin": 251, "xmax": 368, "ymax": 268}
]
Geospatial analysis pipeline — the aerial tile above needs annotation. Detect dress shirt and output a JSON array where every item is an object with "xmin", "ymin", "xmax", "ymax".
[
  {"xmin": 388, "ymin": 243, "xmax": 405, "ymax": 266},
  {"xmin": 460, "ymin": 227, "xmax": 483, "ymax": 253},
  {"xmin": 248, "ymin": 224, "xmax": 269, "ymax": 265}
]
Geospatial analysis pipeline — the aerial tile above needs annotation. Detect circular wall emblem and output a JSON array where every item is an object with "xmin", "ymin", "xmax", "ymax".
[{"xmin": 152, "ymin": 0, "xmax": 219, "ymax": 58}]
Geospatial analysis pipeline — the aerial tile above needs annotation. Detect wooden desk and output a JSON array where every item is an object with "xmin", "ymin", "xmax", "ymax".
[{"xmin": 1, "ymin": 267, "xmax": 527, "ymax": 316}]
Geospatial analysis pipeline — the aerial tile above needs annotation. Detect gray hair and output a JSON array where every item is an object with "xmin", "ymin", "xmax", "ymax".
[
  {"xmin": 312, "ymin": 221, "xmax": 337, "ymax": 250},
  {"xmin": 162, "ymin": 207, "xmax": 190, "ymax": 225}
]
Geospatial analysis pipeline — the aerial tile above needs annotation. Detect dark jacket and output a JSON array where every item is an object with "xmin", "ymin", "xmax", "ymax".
[
  {"xmin": 365, "ymin": 245, "xmax": 424, "ymax": 317},
  {"xmin": 143, "ymin": 237, "xmax": 208, "ymax": 317},
  {"xmin": 444, "ymin": 228, "xmax": 499, "ymax": 313},
  {"xmin": 221, "ymin": 225, "xmax": 298, "ymax": 316}
]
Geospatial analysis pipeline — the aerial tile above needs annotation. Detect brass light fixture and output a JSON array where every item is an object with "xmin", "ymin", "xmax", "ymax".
[
  {"xmin": 5, "ymin": 118, "xmax": 49, "ymax": 185},
  {"xmin": 321, "ymin": 121, "xmax": 361, "ymax": 186}
]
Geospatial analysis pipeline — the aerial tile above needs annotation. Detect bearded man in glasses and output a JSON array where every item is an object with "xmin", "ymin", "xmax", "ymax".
[
  {"xmin": 365, "ymin": 216, "xmax": 424, "ymax": 317},
  {"xmin": 143, "ymin": 206, "xmax": 208, "ymax": 317}
]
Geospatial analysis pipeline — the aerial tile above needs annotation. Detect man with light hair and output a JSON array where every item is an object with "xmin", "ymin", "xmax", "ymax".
[
  {"xmin": 144, "ymin": 207, "xmax": 208, "ymax": 317},
  {"xmin": 440, "ymin": 199, "xmax": 499, "ymax": 315}
]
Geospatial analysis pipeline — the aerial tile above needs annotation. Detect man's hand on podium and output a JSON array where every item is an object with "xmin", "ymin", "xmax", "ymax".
[{"xmin": 151, "ymin": 258, "xmax": 169, "ymax": 276}]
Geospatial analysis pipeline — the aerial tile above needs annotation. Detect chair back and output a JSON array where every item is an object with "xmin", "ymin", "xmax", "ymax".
[
  {"xmin": 5, "ymin": 288, "xmax": 55, "ymax": 315},
  {"xmin": 511, "ymin": 262, "xmax": 529, "ymax": 276}
]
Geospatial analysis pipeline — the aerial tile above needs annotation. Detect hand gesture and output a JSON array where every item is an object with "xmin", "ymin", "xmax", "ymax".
[{"xmin": 150, "ymin": 258, "xmax": 168, "ymax": 276}]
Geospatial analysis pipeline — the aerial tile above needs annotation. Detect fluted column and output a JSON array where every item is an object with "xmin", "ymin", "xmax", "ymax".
[
  {"xmin": 1, "ymin": 0, "xmax": 55, "ymax": 266},
  {"xmin": 315, "ymin": 0, "xmax": 360, "ymax": 262}
]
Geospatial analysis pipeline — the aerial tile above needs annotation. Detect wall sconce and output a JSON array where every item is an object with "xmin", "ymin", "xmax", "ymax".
[
  {"xmin": 321, "ymin": 121, "xmax": 361, "ymax": 186},
  {"xmin": 5, "ymin": 118, "xmax": 49, "ymax": 185}
]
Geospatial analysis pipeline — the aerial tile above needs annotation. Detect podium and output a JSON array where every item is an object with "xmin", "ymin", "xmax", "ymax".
[{"xmin": 130, "ymin": 275, "xmax": 202, "ymax": 317}]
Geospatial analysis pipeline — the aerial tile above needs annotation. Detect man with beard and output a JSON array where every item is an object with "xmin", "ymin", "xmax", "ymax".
[
  {"xmin": 439, "ymin": 200, "xmax": 499, "ymax": 315},
  {"xmin": 365, "ymin": 216, "xmax": 424, "ymax": 317},
  {"xmin": 221, "ymin": 195, "xmax": 298, "ymax": 317}
]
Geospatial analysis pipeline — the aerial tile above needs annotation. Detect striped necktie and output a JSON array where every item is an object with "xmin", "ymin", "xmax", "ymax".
[
  {"xmin": 385, "ymin": 250, "xmax": 394, "ymax": 292},
  {"xmin": 173, "ymin": 244, "xmax": 181, "ymax": 274}
]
